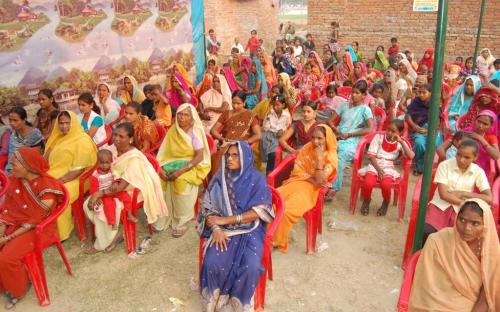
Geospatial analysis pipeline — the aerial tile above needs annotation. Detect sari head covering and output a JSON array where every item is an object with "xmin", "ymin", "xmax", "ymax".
[
  {"xmin": 333, "ymin": 52, "xmax": 354, "ymax": 82},
  {"xmin": 165, "ymin": 70, "xmax": 196, "ymax": 109},
  {"xmin": 461, "ymin": 88, "xmax": 500, "ymax": 129},
  {"xmin": 94, "ymin": 82, "xmax": 121, "ymax": 124},
  {"xmin": 374, "ymin": 50, "xmax": 389, "ymax": 71},
  {"xmin": 418, "ymin": 48, "xmax": 435, "ymax": 73},
  {"xmin": 169, "ymin": 63, "xmax": 195, "ymax": 92},
  {"xmin": 449, "ymin": 75, "xmax": 482, "ymax": 117},
  {"xmin": 351, "ymin": 61, "xmax": 368, "ymax": 82},
  {"xmin": 286, "ymin": 124, "xmax": 338, "ymax": 184},
  {"xmin": 198, "ymin": 141, "xmax": 273, "ymax": 239},
  {"xmin": 252, "ymin": 58, "xmax": 269, "ymax": 100},
  {"xmin": 121, "ymin": 74, "xmax": 146, "ymax": 103},
  {"xmin": 409, "ymin": 198, "xmax": 500, "ymax": 311},
  {"xmin": 477, "ymin": 48, "xmax": 496, "ymax": 77},
  {"xmin": 345, "ymin": 45, "xmax": 358, "ymax": 63},
  {"xmin": 309, "ymin": 51, "xmax": 325, "ymax": 73},
  {"xmin": 399, "ymin": 59, "xmax": 418, "ymax": 85},
  {"xmin": 259, "ymin": 52, "xmax": 278, "ymax": 88},
  {"xmin": 200, "ymin": 74, "xmax": 233, "ymax": 131},
  {"xmin": 397, "ymin": 52, "xmax": 407, "ymax": 61},
  {"xmin": 157, "ymin": 103, "xmax": 211, "ymax": 194}
]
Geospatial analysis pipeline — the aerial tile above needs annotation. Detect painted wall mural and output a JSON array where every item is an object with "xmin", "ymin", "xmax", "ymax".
[{"xmin": 0, "ymin": 0, "xmax": 195, "ymax": 118}]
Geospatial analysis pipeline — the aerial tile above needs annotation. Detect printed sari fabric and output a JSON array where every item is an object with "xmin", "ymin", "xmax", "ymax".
[
  {"xmin": 157, "ymin": 104, "xmax": 211, "ymax": 229},
  {"xmin": 6, "ymin": 127, "xmax": 44, "ymax": 171},
  {"xmin": 333, "ymin": 53, "xmax": 354, "ymax": 83},
  {"xmin": 164, "ymin": 63, "xmax": 197, "ymax": 110},
  {"xmin": 199, "ymin": 141, "xmax": 273, "ymax": 312},
  {"xmin": 0, "ymin": 147, "xmax": 64, "ymax": 299},
  {"xmin": 45, "ymin": 111, "xmax": 97, "ymax": 240},
  {"xmin": 210, "ymin": 110, "xmax": 258, "ymax": 177},
  {"xmin": 460, "ymin": 88, "xmax": 500, "ymax": 131},
  {"xmin": 133, "ymin": 115, "xmax": 160, "ymax": 152},
  {"xmin": 409, "ymin": 199, "xmax": 500, "ymax": 312},
  {"xmin": 273, "ymin": 125, "xmax": 337, "ymax": 252}
]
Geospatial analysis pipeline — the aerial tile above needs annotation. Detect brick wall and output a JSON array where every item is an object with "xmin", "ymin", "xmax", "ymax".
[
  {"xmin": 204, "ymin": 0, "xmax": 281, "ymax": 55},
  {"xmin": 307, "ymin": 0, "xmax": 499, "ymax": 62}
]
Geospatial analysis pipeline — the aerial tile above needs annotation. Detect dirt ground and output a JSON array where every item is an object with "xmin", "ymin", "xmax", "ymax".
[{"xmin": 18, "ymin": 166, "xmax": 417, "ymax": 312}]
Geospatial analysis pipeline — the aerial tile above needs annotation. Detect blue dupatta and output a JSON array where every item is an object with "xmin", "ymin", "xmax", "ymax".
[
  {"xmin": 449, "ymin": 75, "xmax": 481, "ymax": 117},
  {"xmin": 345, "ymin": 45, "xmax": 358, "ymax": 62}
]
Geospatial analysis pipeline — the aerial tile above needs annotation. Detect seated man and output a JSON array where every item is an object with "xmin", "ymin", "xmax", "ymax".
[{"xmin": 424, "ymin": 139, "xmax": 492, "ymax": 241}]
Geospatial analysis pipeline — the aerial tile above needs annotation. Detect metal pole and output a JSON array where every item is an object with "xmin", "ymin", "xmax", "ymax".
[
  {"xmin": 472, "ymin": 0, "xmax": 486, "ymax": 73},
  {"xmin": 412, "ymin": 0, "xmax": 448, "ymax": 253}
]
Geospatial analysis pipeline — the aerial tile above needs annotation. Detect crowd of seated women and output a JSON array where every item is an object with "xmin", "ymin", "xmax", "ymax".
[{"xmin": 0, "ymin": 34, "xmax": 499, "ymax": 310}]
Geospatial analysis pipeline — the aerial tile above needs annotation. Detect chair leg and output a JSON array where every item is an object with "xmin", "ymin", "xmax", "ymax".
[
  {"xmin": 71, "ymin": 200, "xmax": 88, "ymax": 241},
  {"xmin": 122, "ymin": 211, "xmax": 136, "ymax": 254},
  {"xmin": 305, "ymin": 213, "xmax": 315, "ymax": 255},
  {"xmin": 24, "ymin": 251, "xmax": 51, "ymax": 306},
  {"xmin": 54, "ymin": 240, "xmax": 74, "ymax": 275},
  {"xmin": 349, "ymin": 181, "xmax": 359, "ymax": 214}
]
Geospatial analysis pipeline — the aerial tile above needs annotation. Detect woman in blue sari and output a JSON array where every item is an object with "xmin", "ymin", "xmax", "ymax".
[
  {"xmin": 329, "ymin": 80, "xmax": 374, "ymax": 193},
  {"xmin": 345, "ymin": 44, "xmax": 358, "ymax": 63},
  {"xmin": 245, "ymin": 59, "xmax": 268, "ymax": 110},
  {"xmin": 198, "ymin": 141, "xmax": 274, "ymax": 311},
  {"xmin": 448, "ymin": 75, "xmax": 481, "ymax": 133}
]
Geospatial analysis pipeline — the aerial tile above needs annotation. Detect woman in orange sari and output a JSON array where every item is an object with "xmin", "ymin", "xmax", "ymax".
[
  {"xmin": 124, "ymin": 102, "xmax": 160, "ymax": 153},
  {"xmin": 409, "ymin": 199, "xmax": 500, "ymax": 311},
  {"xmin": 0, "ymin": 147, "xmax": 64, "ymax": 309},
  {"xmin": 210, "ymin": 90, "xmax": 261, "ymax": 176},
  {"xmin": 257, "ymin": 47, "xmax": 277, "ymax": 88},
  {"xmin": 273, "ymin": 124, "xmax": 338, "ymax": 253}
]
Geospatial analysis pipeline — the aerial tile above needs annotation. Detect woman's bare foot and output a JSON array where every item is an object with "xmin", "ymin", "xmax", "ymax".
[
  {"xmin": 104, "ymin": 232, "xmax": 124, "ymax": 253},
  {"xmin": 83, "ymin": 244, "xmax": 99, "ymax": 255},
  {"xmin": 172, "ymin": 225, "xmax": 188, "ymax": 238}
]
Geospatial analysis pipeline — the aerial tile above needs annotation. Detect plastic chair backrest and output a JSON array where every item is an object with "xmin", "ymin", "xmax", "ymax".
[
  {"xmin": 373, "ymin": 106, "xmax": 387, "ymax": 131},
  {"xmin": 97, "ymin": 125, "xmax": 112, "ymax": 148},
  {"xmin": 397, "ymin": 250, "xmax": 422, "ymax": 312},
  {"xmin": 490, "ymin": 177, "xmax": 500, "ymax": 237},
  {"xmin": 206, "ymin": 135, "xmax": 216, "ymax": 156},
  {"xmin": 267, "ymin": 152, "xmax": 297, "ymax": 188},
  {"xmin": 0, "ymin": 170, "xmax": 9, "ymax": 197},
  {"xmin": 268, "ymin": 187, "xmax": 285, "ymax": 239},
  {"xmin": 145, "ymin": 122, "xmax": 167, "ymax": 154},
  {"xmin": 108, "ymin": 106, "xmax": 126, "ymax": 128},
  {"xmin": 337, "ymin": 86, "xmax": 352, "ymax": 98},
  {"xmin": 35, "ymin": 185, "xmax": 70, "ymax": 242},
  {"xmin": 0, "ymin": 155, "xmax": 8, "ymax": 171}
]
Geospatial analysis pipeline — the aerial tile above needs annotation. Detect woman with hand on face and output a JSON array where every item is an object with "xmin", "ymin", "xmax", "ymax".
[
  {"xmin": 198, "ymin": 141, "xmax": 274, "ymax": 311},
  {"xmin": 157, "ymin": 104, "xmax": 211, "ymax": 238},
  {"xmin": 95, "ymin": 83, "xmax": 121, "ymax": 125}
]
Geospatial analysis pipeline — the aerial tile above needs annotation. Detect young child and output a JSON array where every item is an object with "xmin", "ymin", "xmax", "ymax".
[
  {"xmin": 316, "ymin": 84, "xmax": 346, "ymax": 122},
  {"xmin": 388, "ymin": 37, "xmax": 399, "ymax": 57},
  {"xmin": 424, "ymin": 139, "xmax": 491, "ymax": 241},
  {"xmin": 260, "ymin": 95, "xmax": 291, "ymax": 174},
  {"xmin": 358, "ymin": 120, "xmax": 414, "ymax": 216},
  {"xmin": 141, "ymin": 84, "xmax": 155, "ymax": 120},
  {"xmin": 245, "ymin": 29, "xmax": 260, "ymax": 58},
  {"xmin": 370, "ymin": 84, "xmax": 386, "ymax": 110},
  {"xmin": 150, "ymin": 84, "xmax": 172, "ymax": 127},
  {"xmin": 88, "ymin": 150, "xmax": 133, "ymax": 230},
  {"xmin": 436, "ymin": 131, "xmax": 470, "ymax": 161}
]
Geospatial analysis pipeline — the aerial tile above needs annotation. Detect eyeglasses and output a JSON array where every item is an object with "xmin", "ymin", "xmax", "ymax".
[{"xmin": 226, "ymin": 152, "xmax": 240, "ymax": 159}]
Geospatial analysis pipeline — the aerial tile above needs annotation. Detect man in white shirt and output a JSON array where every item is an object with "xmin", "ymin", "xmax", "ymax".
[
  {"xmin": 231, "ymin": 37, "xmax": 244, "ymax": 54},
  {"xmin": 424, "ymin": 139, "xmax": 492, "ymax": 240}
]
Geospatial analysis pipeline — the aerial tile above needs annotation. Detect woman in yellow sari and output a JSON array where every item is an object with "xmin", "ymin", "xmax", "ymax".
[
  {"xmin": 409, "ymin": 199, "xmax": 500, "ymax": 312},
  {"xmin": 157, "ymin": 103, "xmax": 211, "ymax": 237},
  {"xmin": 273, "ymin": 124, "xmax": 338, "ymax": 253},
  {"xmin": 44, "ymin": 111, "xmax": 97, "ymax": 240},
  {"xmin": 122, "ymin": 74, "xmax": 146, "ymax": 104}
]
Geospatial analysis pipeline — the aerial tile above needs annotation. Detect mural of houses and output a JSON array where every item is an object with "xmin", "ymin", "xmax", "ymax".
[
  {"xmin": 54, "ymin": 86, "xmax": 79, "ymax": 111},
  {"xmin": 81, "ymin": 7, "xmax": 98, "ymax": 16},
  {"xmin": 25, "ymin": 83, "xmax": 40, "ymax": 105},
  {"xmin": 97, "ymin": 69, "xmax": 111, "ymax": 83}
]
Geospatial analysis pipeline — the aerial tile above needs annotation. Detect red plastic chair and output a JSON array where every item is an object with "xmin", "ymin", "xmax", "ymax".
[
  {"xmin": 198, "ymin": 187, "xmax": 285, "ymax": 311},
  {"xmin": 145, "ymin": 122, "xmax": 167, "ymax": 155},
  {"xmin": 72, "ymin": 163, "xmax": 98, "ymax": 241},
  {"xmin": 0, "ymin": 170, "xmax": 8, "ymax": 197},
  {"xmin": 349, "ymin": 132, "xmax": 412, "ymax": 220},
  {"xmin": 489, "ymin": 177, "xmax": 500, "ymax": 238},
  {"xmin": 122, "ymin": 153, "xmax": 159, "ymax": 253},
  {"xmin": 373, "ymin": 106, "xmax": 387, "ymax": 131},
  {"xmin": 289, "ymin": 93, "xmax": 303, "ymax": 118},
  {"xmin": 108, "ymin": 106, "xmax": 126, "ymax": 128},
  {"xmin": 401, "ymin": 169, "xmax": 437, "ymax": 269},
  {"xmin": 337, "ymin": 86, "xmax": 352, "ymax": 99},
  {"xmin": 396, "ymin": 250, "xmax": 422, "ymax": 312},
  {"xmin": 0, "ymin": 155, "xmax": 7, "ymax": 171},
  {"xmin": 267, "ymin": 152, "xmax": 333, "ymax": 254},
  {"xmin": 96, "ymin": 125, "xmax": 112, "ymax": 149},
  {"xmin": 22, "ymin": 185, "xmax": 73, "ymax": 306}
]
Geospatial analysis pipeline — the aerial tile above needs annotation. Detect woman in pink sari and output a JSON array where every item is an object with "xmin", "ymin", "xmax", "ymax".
[
  {"xmin": 164, "ymin": 64, "xmax": 197, "ymax": 111},
  {"xmin": 350, "ymin": 61, "xmax": 368, "ymax": 85},
  {"xmin": 333, "ymin": 52, "xmax": 354, "ymax": 83}
]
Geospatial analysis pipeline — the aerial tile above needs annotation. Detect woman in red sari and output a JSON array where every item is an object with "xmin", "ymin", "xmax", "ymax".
[
  {"xmin": 460, "ymin": 88, "xmax": 500, "ymax": 131},
  {"xmin": 0, "ymin": 147, "xmax": 64, "ymax": 309}
]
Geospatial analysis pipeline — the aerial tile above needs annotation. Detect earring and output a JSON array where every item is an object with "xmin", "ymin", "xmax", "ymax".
[{"xmin": 129, "ymin": 139, "xmax": 133, "ymax": 144}]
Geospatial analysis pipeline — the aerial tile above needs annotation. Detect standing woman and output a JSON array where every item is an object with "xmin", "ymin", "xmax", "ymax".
[
  {"xmin": 374, "ymin": 49, "xmax": 389, "ymax": 72},
  {"xmin": 77, "ymin": 92, "xmax": 107, "ymax": 146},
  {"xmin": 45, "ymin": 111, "xmax": 97, "ymax": 241},
  {"xmin": 210, "ymin": 91, "xmax": 261, "ymax": 176},
  {"xmin": 5, "ymin": 107, "xmax": 44, "ymax": 171},
  {"xmin": 124, "ymin": 102, "xmax": 160, "ymax": 153},
  {"xmin": 0, "ymin": 147, "xmax": 64, "ymax": 309},
  {"xmin": 476, "ymin": 48, "xmax": 495, "ymax": 80},
  {"xmin": 95, "ymin": 82, "xmax": 121, "ymax": 124},
  {"xmin": 198, "ymin": 141, "xmax": 274, "ymax": 311},
  {"xmin": 245, "ymin": 59, "xmax": 268, "ymax": 110},
  {"xmin": 34, "ymin": 89, "xmax": 59, "ymax": 139},
  {"xmin": 157, "ymin": 104, "xmax": 211, "ymax": 238},
  {"xmin": 122, "ymin": 74, "xmax": 146, "ymax": 104}
]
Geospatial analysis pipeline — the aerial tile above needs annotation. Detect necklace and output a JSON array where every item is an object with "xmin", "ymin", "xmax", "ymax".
[{"xmin": 475, "ymin": 238, "xmax": 482, "ymax": 258}]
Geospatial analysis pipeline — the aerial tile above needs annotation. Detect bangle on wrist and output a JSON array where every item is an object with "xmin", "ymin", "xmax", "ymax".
[
  {"xmin": 210, "ymin": 224, "xmax": 221, "ymax": 232},
  {"xmin": 236, "ymin": 214, "xmax": 242, "ymax": 225}
]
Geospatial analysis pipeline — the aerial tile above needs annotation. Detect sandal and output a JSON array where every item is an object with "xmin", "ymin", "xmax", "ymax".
[
  {"xmin": 4, "ymin": 293, "xmax": 19, "ymax": 310},
  {"xmin": 172, "ymin": 226, "xmax": 188, "ymax": 238},
  {"xmin": 376, "ymin": 200, "xmax": 390, "ymax": 217},
  {"xmin": 360, "ymin": 199, "xmax": 371, "ymax": 216}
]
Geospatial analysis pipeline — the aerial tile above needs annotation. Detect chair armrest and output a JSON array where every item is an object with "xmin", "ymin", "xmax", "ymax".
[
  {"xmin": 266, "ymin": 152, "xmax": 297, "ymax": 187},
  {"xmin": 266, "ymin": 188, "xmax": 285, "ymax": 239},
  {"xmin": 35, "ymin": 185, "xmax": 70, "ymax": 237}
]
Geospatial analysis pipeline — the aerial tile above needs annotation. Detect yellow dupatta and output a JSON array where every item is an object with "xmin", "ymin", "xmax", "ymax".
[
  {"xmin": 409, "ymin": 198, "xmax": 500, "ymax": 312},
  {"xmin": 112, "ymin": 148, "xmax": 168, "ymax": 223},
  {"xmin": 285, "ymin": 124, "xmax": 338, "ymax": 184},
  {"xmin": 157, "ymin": 103, "xmax": 211, "ymax": 194},
  {"xmin": 165, "ymin": 63, "xmax": 195, "ymax": 93}
]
